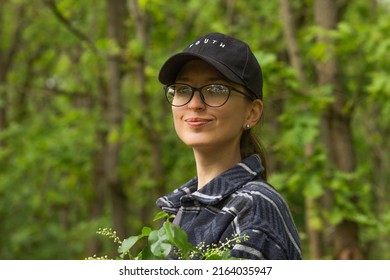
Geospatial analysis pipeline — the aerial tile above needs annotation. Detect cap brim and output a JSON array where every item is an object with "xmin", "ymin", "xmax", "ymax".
[{"xmin": 158, "ymin": 53, "xmax": 244, "ymax": 86}]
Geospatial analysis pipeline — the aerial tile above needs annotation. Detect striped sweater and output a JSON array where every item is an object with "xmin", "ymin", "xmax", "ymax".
[{"xmin": 156, "ymin": 154, "xmax": 301, "ymax": 260}]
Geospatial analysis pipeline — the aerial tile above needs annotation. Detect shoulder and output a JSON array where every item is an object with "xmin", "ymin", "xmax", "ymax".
[
  {"xmin": 235, "ymin": 179, "xmax": 290, "ymax": 210},
  {"xmin": 231, "ymin": 180, "xmax": 302, "ymax": 259},
  {"xmin": 230, "ymin": 179, "xmax": 297, "ymax": 232}
]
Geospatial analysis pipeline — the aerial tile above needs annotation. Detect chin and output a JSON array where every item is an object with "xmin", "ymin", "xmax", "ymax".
[
  {"xmin": 183, "ymin": 140, "xmax": 212, "ymax": 149},
  {"xmin": 180, "ymin": 137, "xmax": 215, "ymax": 149}
]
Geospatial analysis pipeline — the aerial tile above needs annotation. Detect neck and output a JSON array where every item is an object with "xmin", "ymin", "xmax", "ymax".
[{"xmin": 193, "ymin": 145, "xmax": 241, "ymax": 189}]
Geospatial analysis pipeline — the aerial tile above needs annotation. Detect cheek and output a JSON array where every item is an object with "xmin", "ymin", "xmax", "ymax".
[
  {"xmin": 172, "ymin": 108, "xmax": 183, "ymax": 132},
  {"xmin": 223, "ymin": 115, "xmax": 246, "ymax": 133},
  {"xmin": 218, "ymin": 105, "xmax": 247, "ymax": 128}
]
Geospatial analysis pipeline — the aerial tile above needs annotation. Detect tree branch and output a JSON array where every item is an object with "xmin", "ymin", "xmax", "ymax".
[
  {"xmin": 0, "ymin": 4, "xmax": 26, "ymax": 80},
  {"xmin": 44, "ymin": 0, "xmax": 98, "ymax": 53},
  {"xmin": 279, "ymin": 0, "xmax": 306, "ymax": 83}
]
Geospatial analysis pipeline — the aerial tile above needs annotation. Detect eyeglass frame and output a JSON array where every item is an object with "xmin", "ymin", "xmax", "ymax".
[{"xmin": 163, "ymin": 83, "xmax": 255, "ymax": 108}]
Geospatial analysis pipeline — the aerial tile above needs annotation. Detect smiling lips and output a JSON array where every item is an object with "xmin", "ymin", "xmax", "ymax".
[{"xmin": 185, "ymin": 118, "xmax": 213, "ymax": 127}]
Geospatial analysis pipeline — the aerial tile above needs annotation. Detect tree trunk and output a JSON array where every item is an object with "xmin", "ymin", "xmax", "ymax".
[
  {"xmin": 225, "ymin": 0, "xmax": 236, "ymax": 31},
  {"xmin": 0, "ymin": 2, "xmax": 8, "ymax": 108},
  {"xmin": 314, "ymin": 0, "xmax": 362, "ymax": 260},
  {"xmin": 128, "ymin": 0, "xmax": 167, "ymax": 226},
  {"xmin": 87, "ymin": 84, "xmax": 108, "ymax": 254},
  {"xmin": 105, "ymin": 0, "xmax": 127, "ymax": 239},
  {"xmin": 279, "ymin": 0, "xmax": 305, "ymax": 83},
  {"xmin": 0, "ymin": 2, "xmax": 26, "ymax": 148},
  {"xmin": 279, "ymin": 0, "xmax": 323, "ymax": 259}
]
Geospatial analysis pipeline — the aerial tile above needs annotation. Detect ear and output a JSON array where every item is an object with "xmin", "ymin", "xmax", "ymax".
[{"xmin": 245, "ymin": 99, "xmax": 263, "ymax": 128}]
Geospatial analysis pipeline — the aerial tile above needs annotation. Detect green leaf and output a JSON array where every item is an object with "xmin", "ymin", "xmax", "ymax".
[
  {"xmin": 138, "ymin": 245, "xmax": 158, "ymax": 260},
  {"xmin": 148, "ymin": 228, "xmax": 171, "ymax": 258},
  {"xmin": 141, "ymin": 226, "xmax": 152, "ymax": 237},
  {"xmin": 118, "ymin": 227, "xmax": 152, "ymax": 257},
  {"xmin": 153, "ymin": 211, "xmax": 170, "ymax": 221},
  {"xmin": 328, "ymin": 207, "xmax": 344, "ymax": 225},
  {"xmin": 304, "ymin": 175, "xmax": 324, "ymax": 199},
  {"xmin": 205, "ymin": 253, "xmax": 223, "ymax": 260},
  {"xmin": 172, "ymin": 225, "xmax": 193, "ymax": 253},
  {"xmin": 163, "ymin": 221, "xmax": 175, "ymax": 241},
  {"xmin": 118, "ymin": 236, "xmax": 139, "ymax": 254},
  {"xmin": 107, "ymin": 126, "xmax": 120, "ymax": 144},
  {"xmin": 309, "ymin": 215, "xmax": 323, "ymax": 230}
]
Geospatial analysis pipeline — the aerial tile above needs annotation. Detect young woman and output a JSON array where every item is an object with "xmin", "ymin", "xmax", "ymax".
[{"xmin": 156, "ymin": 32, "xmax": 301, "ymax": 260}]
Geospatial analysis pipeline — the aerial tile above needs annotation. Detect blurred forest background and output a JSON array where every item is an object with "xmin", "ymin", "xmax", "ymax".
[{"xmin": 0, "ymin": 0, "xmax": 389, "ymax": 260}]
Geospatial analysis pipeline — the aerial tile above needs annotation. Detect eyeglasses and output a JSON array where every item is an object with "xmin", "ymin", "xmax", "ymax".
[{"xmin": 164, "ymin": 83, "xmax": 253, "ymax": 107}]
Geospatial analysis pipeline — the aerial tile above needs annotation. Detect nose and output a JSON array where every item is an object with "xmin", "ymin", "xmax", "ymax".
[{"xmin": 187, "ymin": 90, "xmax": 206, "ymax": 109}]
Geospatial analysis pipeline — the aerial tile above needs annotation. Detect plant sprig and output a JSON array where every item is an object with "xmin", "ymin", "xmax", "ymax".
[{"xmin": 87, "ymin": 212, "xmax": 248, "ymax": 260}]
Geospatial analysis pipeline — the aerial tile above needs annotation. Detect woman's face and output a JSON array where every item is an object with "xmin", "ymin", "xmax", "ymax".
[{"xmin": 171, "ymin": 59, "xmax": 262, "ymax": 154}]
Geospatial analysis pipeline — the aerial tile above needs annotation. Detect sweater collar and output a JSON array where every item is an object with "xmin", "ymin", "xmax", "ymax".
[{"xmin": 156, "ymin": 154, "xmax": 264, "ymax": 211}]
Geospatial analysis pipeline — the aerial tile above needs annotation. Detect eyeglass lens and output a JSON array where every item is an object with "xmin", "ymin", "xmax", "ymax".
[{"xmin": 165, "ymin": 84, "xmax": 231, "ymax": 107}]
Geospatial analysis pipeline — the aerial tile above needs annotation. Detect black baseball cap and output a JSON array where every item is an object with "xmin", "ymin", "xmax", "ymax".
[{"xmin": 158, "ymin": 32, "xmax": 263, "ymax": 99}]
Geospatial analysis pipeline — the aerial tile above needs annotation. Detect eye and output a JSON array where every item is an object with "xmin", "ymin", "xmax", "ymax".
[
  {"xmin": 176, "ymin": 85, "xmax": 193, "ymax": 95},
  {"xmin": 206, "ymin": 85, "xmax": 229, "ymax": 95}
]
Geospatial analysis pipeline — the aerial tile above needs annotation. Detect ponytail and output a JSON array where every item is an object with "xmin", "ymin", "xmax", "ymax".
[{"xmin": 240, "ymin": 129, "xmax": 268, "ymax": 181}]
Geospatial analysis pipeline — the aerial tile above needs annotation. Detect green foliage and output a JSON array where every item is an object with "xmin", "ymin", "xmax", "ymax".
[
  {"xmin": 0, "ymin": 94, "xmax": 99, "ymax": 259},
  {"xmin": 87, "ymin": 212, "xmax": 247, "ymax": 260}
]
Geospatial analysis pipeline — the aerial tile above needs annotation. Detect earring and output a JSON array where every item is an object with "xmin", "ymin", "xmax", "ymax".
[{"xmin": 245, "ymin": 124, "xmax": 251, "ymax": 130}]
